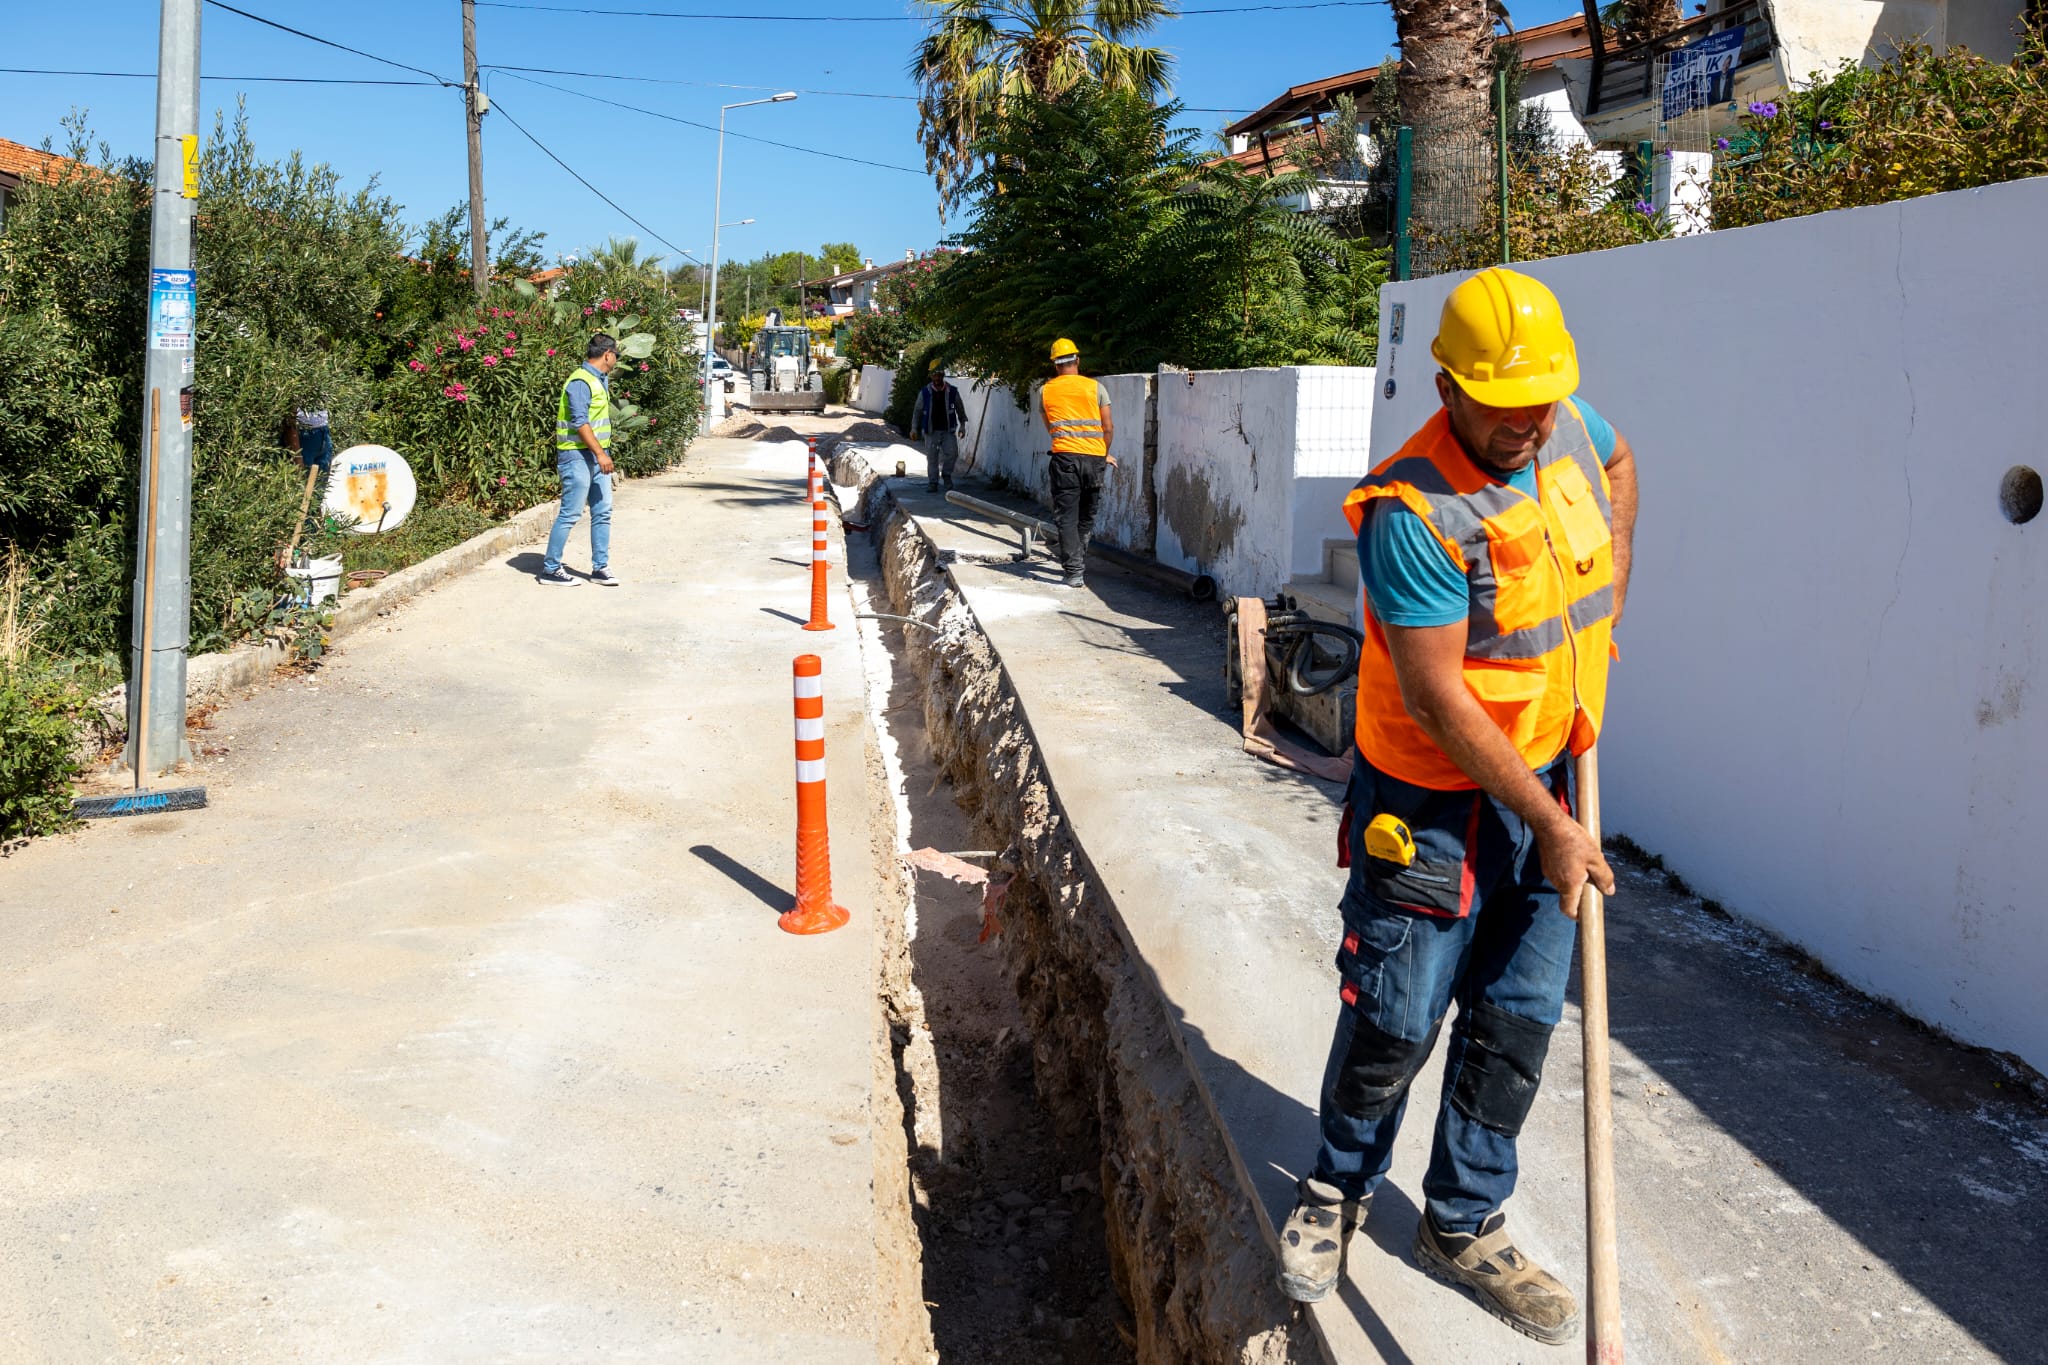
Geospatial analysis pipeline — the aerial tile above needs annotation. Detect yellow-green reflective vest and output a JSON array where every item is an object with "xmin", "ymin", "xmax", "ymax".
[{"xmin": 556, "ymin": 364, "xmax": 613, "ymax": 454}]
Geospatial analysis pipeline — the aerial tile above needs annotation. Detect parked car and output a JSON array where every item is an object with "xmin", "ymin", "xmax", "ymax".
[{"xmin": 710, "ymin": 357, "xmax": 735, "ymax": 392}]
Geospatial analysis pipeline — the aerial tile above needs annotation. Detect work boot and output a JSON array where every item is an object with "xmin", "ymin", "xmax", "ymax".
[
  {"xmin": 1277, "ymin": 1177, "xmax": 1366, "ymax": 1302},
  {"xmin": 1412, "ymin": 1210, "xmax": 1579, "ymax": 1344}
]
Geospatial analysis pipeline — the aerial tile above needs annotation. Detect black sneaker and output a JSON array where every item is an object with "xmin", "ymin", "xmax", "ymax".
[
  {"xmin": 1062, "ymin": 573, "xmax": 1085, "ymax": 589},
  {"xmin": 536, "ymin": 567, "xmax": 581, "ymax": 586},
  {"xmin": 927, "ymin": 482, "xmax": 941, "ymax": 493},
  {"xmin": 590, "ymin": 567, "xmax": 621, "ymax": 587}
]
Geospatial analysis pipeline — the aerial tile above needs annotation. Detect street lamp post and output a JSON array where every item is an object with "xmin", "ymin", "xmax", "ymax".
[{"xmin": 702, "ymin": 92, "xmax": 795, "ymax": 432}]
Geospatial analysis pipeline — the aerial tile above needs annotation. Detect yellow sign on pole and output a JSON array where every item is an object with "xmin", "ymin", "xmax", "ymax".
[{"xmin": 180, "ymin": 135, "xmax": 199, "ymax": 199}]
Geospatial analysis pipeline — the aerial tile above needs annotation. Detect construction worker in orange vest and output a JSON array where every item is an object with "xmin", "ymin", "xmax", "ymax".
[
  {"xmin": 1038, "ymin": 338, "xmax": 1115, "ymax": 589},
  {"xmin": 1276, "ymin": 268, "xmax": 1638, "ymax": 1345}
]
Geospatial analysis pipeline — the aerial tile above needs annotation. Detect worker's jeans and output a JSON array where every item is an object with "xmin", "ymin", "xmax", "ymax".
[
  {"xmin": 544, "ymin": 450, "xmax": 613, "ymax": 574},
  {"xmin": 1312, "ymin": 753, "xmax": 1578, "ymax": 1233},
  {"xmin": 1048, "ymin": 451, "xmax": 1106, "ymax": 579},
  {"xmin": 924, "ymin": 429, "xmax": 960, "ymax": 490}
]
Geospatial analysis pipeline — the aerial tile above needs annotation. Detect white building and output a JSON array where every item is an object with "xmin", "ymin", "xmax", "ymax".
[
  {"xmin": 1219, "ymin": 10, "xmax": 1605, "ymax": 200},
  {"xmin": 1557, "ymin": 0, "xmax": 2036, "ymax": 147}
]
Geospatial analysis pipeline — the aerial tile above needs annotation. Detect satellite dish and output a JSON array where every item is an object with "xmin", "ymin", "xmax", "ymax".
[{"xmin": 323, "ymin": 444, "xmax": 417, "ymax": 534}]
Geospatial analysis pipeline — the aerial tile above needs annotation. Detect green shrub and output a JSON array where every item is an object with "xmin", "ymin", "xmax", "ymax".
[
  {"xmin": 0, "ymin": 666, "xmax": 85, "ymax": 841},
  {"xmin": 1713, "ymin": 27, "xmax": 2048, "ymax": 228},
  {"xmin": 821, "ymin": 361, "xmax": 854, "ymax": 406}
]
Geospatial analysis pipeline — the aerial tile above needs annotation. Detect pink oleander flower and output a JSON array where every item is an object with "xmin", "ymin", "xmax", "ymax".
[
  {"xmin": 583, "ymin": 307, "xmax": 594, "ymax": 316},
  {"xmin": 505, "ymin": 331, "xmax": 517, "ymax": 341},
  {"xmin": 497, "ymin": 475, "xmax": 508, "ymax": 485},
  {"xmin": 458, "ymin": 335, "xmax": 476, "ymax": 351},
  {"xmin": 407, "ymin": 359, "xmax": 426, "ymax": 372},
  {"xmin": 545, "ymin": 347, "xmax": 556, "ymax": 357},
  {"xmin": 639, "ymin": 362, "xmax": 649, "ymax": 371},
  {"xmin": 502, "ymin": 347, "xmax": 516, "ymax": 358},
  {"xmin": 481, "ymin": 353, "xmax": 499, "ymax": 366},
  {"xmin": 435, "ymin": 345, "xmax": 444, "ymax": 355}
]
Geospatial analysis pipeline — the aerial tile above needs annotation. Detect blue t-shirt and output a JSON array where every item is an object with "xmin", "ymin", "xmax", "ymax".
[
  {"xmin": 1360, "ymin": 399, "xmax": 1618, "ymax": 628},
  {"xmin": 564, "ymin": 364, "xmax": 608, "ymax": 428}
]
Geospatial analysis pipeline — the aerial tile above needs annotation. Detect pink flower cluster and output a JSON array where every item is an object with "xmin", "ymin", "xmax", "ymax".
[
  {"xmin": 481, "ymin": 354, "xmax": 499, "ymax": 366},
  {"xmin": 443, "ymin": 381, "xmax": 470, "ymax": 402},
  {"xmin": 408, "ymin": 359, "xmax": 426, "ymax": 372},
  {"xmin": 458, "ymin": 335, "xmax": 476, "ymax": 351}
]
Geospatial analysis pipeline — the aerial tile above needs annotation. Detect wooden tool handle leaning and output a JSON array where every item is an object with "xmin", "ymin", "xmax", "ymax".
[{"xmin": 1574, "ymin": 743, "xmax": 1624, "ymax": 1363}]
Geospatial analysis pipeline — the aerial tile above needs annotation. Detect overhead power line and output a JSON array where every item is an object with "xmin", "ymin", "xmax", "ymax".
[
  {"xmin": 0, "ymin": 67, "xmax": 441, "ymax": 86},
  {"xmin": 475, "ymin": 0, "xmax": 1387, "ymax": 18},
  {"xmin": 482, "ymin": 64, "xmax": 917, "ymax": 101},
  {"xmin": 202, "ymin": 0, "xmax": 461, "ymax": 85},
  {"xmin": 487, "ymin": 95, "xmax": 701, "ymax": 264},
  {"xmin": 496, "ymin": 70, "xmax": 925, "ymax": 175}
]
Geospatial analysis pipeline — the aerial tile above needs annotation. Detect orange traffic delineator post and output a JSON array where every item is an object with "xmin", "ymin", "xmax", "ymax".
[
  {"xmin": 782, "ymin": 654, "xmax": 849, "ymax": 936},
  {"xmin": 806, "ymin": 435, "xmax": 823, "ymax": 503},
  {"xmin": 803, "ymin": 487, "xmax": 835, "ymax": 631}
]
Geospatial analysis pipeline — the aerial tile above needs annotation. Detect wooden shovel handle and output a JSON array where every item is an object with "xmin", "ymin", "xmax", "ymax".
[{"xmin": 1575, "ymin": 743, "xmax": 1624, "ymax": 1362}]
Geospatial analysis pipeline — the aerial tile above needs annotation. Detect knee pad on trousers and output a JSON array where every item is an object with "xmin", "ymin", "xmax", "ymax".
[
  {"xmin": 1331, "ymin": 1013, "xmax": 1443, "ymax": 1120},
  {"xmin": 1448, "ymin": 1001, "xmax": 1554, "ymax": 1137}
]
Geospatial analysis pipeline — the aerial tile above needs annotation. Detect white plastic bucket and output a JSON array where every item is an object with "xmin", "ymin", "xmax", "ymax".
[{"xmin": 286, "ymin": 555, "xmax": 344, "ymax": 607}]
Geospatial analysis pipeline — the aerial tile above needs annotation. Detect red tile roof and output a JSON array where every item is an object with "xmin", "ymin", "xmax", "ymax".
[
  {"xmin": 0, "ymin": 136, "xmax": 99, "ymax": 189},
  {"xmin": 1223, "ymin": 13, "xmax": 1611, "ymax": 138}
]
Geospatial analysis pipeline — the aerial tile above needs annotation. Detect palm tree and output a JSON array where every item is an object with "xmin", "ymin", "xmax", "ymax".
[
  {"xmin": 910, "ymin": 0, "xmax": 1177, "ymax": 216},
  {"xmin": 583, "ymin": 236, "xmax": 667, "ymax": 284},
  {"xmin": 1390, "ymin": 0, "xmax": 1504, "ymax": 253}
]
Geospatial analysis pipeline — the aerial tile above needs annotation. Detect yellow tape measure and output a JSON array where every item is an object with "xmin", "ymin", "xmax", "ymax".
[{"xmin": 1364, "ymin": 813, "xmax": 1415, "ymax": 867}]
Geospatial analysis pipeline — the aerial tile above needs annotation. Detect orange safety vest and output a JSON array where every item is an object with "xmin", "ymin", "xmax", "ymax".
[
  {"xmin": 1343, "ymin": 401, "xmax": 1615, "ymax": 792},
  {"xmin": 1042, "ymin": 374, "xmax": 1108, "ymax": 456}
]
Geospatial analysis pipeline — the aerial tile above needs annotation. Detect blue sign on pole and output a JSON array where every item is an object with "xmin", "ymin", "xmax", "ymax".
[
  {"xmin": 148, "ymin": 267, "xmax": 196, "ymax": 351},
  {"xmin": 1662, "ymin": 25, "xmax": 1746, "ymax": 121}
]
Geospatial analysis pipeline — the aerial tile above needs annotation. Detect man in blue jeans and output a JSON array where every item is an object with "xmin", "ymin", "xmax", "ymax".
[
  {"xmin": 539, "ymin": 334, "xmax": 621, "ymax": 586},
  {"xmin": 1276, "ymin": 269, "xmax": 1637, "ymax": 1344}
]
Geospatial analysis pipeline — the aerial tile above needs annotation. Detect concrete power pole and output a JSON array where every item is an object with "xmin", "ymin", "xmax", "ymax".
[
  {"xmin": 127, "ymin": 0, "xmax": 202, "ymax": 782},
  {"xmin": 462, "ymin": 0, "xmax": 488, "ymax": 298}
]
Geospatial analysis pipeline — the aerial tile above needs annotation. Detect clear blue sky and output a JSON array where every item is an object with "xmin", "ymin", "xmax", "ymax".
[{"xmin": 1, "ymin": 0, "xmax": 1587, "ymax": 270}]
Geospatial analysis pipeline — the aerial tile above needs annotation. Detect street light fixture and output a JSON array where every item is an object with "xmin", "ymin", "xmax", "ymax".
[{"xmin": 702, "ymin": 95, "xmax": 797, "ymax": 431}]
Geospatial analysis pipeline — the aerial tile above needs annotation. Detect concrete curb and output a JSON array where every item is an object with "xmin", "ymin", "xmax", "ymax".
[
  {"xmin": 182, "ymin": 496, "xmax": 564, "ymax": 705},
  {"xmin": 83, "ymin": 497, "xmax": 565, "ymax": 740}
]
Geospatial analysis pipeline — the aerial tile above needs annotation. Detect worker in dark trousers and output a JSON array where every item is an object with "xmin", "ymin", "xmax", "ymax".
[
  {"xmin": 1037, "ymin": 337, "xmax": 1114, "ymax": 589},
  {"xmin": 1276, "ymin": 269, "xmax": 1638, "ymax": 1345},
  {"xmin": 911, "ymin": 361, "xmax": 967, "ymax": 492}
]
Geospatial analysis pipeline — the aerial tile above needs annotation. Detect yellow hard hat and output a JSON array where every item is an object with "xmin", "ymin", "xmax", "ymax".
[
  {"xmin": 1431, "ymin": 267, "xmax": 1578, "ymax": 407},
  {"xmin": 1050, "ymin": 337, "xmax": 1080, "ymax": 363}
]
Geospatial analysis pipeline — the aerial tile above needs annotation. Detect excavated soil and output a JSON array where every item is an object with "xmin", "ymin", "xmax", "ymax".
[{"xmin": 833, "ymin": 443, "xmax": 1317, "ymax": 1365}]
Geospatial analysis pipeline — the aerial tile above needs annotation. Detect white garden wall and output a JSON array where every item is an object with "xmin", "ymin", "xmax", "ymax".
[
  {"xmin": 854, "ymin": 364, "xmax": 894, "ymax": 415},
  {"xmin": 1153, "ymin": 366, "xmax": 1377, "ymax": 597},
  {"xmin": 882, "ymin": 361, "xmax": 1378, "ymax": 588},
  {"xmin": 1373, "ymin": 175, "xmax": 2048, "ymax": 1072}
]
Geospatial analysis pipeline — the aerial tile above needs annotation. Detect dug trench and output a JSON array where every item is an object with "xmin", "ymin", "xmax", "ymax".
[{"xmin": 832, "ymin": 440, "xmax": 1315, "ymax": 1365}]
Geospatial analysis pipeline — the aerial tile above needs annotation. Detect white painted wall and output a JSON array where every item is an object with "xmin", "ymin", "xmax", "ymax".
[
  {"xmin": 854, "ymin": 364, "xmax": 894, "ymax": 415},
  {"xmin": 1371, "ymin": 175, "xmax": 2048, "ymax": 1072},
  {"xmin": 923, "ymin": 365, "xmax": 1380, "ymax": 587}
]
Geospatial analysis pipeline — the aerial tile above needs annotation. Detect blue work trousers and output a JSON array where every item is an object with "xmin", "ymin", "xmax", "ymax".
[
  {"xmin": 1311, "ymin": 752, "xmax": 1579, "ymax": 1233},
  {"xmin": 544, "ymin": 450, "xmax": 613, "ymax": 575}
]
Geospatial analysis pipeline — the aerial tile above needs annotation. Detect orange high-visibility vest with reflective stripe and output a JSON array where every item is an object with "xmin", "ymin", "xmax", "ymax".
[
  {"xmin": 1042, "ymin": 374, "xmax": 1108, "ymax": 456},
  {"xmin": 1343, "ymin": 401, "xmax": 1616, "ymax": 792}
]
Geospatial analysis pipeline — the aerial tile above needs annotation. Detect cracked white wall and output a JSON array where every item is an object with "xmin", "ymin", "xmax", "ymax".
[{"xmin": 1371, "ymin": 175, "xmax": 2048, "ymax": 1072}]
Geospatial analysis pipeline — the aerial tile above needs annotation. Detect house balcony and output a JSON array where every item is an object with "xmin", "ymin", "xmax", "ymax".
[{"xmin": 1569, "ymin": 0, "xmax": 1782, "ymax": 146}]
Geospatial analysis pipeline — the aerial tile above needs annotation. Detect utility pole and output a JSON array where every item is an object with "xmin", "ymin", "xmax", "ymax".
[
  {"xmin": 462, "ymin": 0, "xmax": 489, "ymax": 298},
  {"xmin": 128, "ymin": 0, "xmax": 202, "ymax": 782}
]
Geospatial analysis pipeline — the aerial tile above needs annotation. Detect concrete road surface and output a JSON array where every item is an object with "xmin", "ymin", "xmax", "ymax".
[{"xmin": 0, "ymin": 439, "xmax": 911, "ymax": 1363}]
